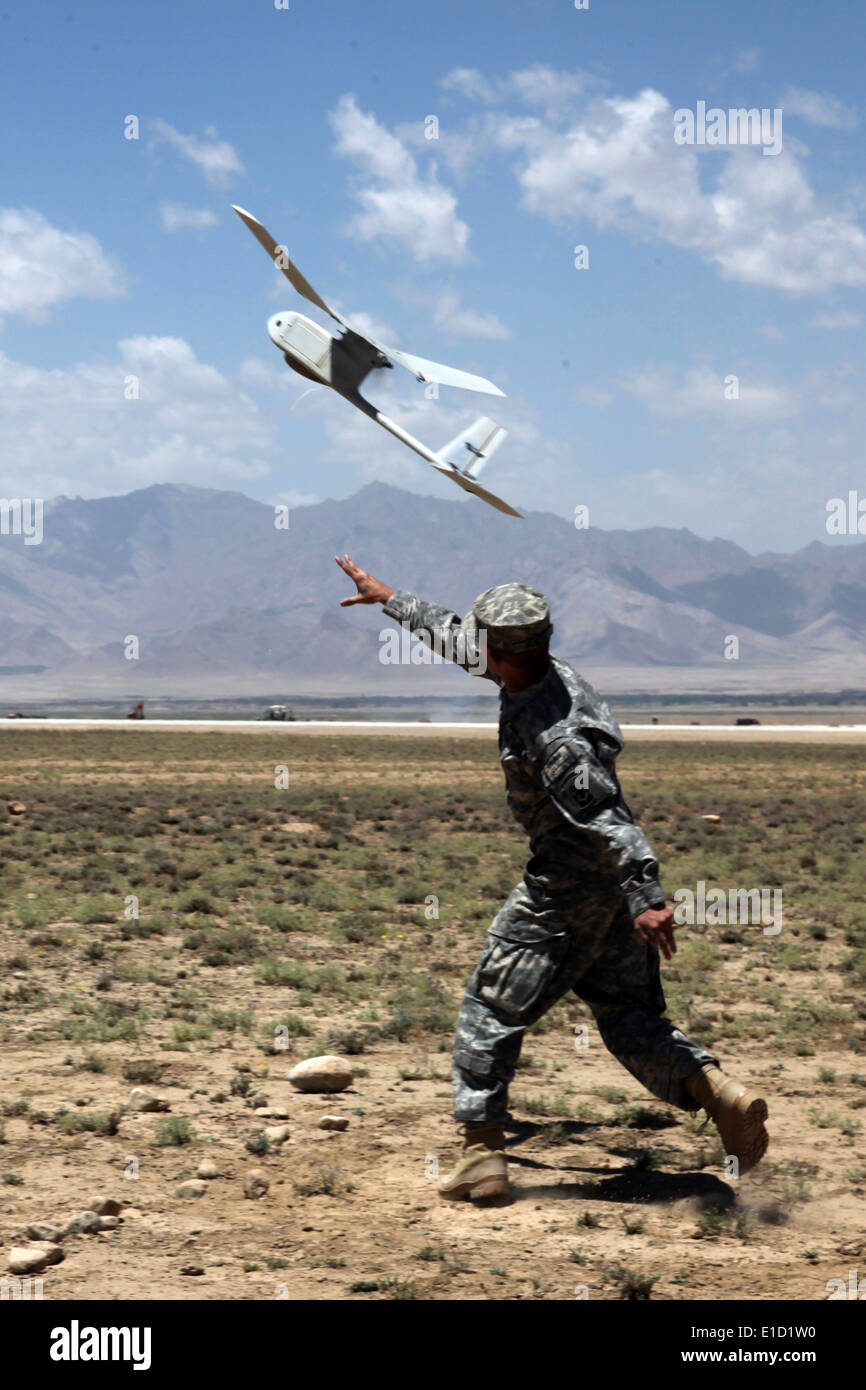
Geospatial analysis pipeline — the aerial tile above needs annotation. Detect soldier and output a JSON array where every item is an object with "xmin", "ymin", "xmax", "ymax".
[{"xmin": 336, "ymin": 555, "xmax": 769, "ymax": 1202}]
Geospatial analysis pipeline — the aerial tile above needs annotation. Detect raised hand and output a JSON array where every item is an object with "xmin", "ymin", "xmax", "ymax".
[{"xmin": 334, "ymin": 554, "xmax": 395, "ymax": 607}]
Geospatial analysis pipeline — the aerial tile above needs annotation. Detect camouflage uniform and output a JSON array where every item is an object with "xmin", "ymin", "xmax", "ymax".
[{"xmin": 382, "ymin": 583, "xmax": 717, "ymax": 1124}]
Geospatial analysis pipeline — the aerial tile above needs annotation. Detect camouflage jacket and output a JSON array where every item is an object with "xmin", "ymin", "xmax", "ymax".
[{"xmin": 382, "ymin": 589, "xmax": 665, "ymax": 918}]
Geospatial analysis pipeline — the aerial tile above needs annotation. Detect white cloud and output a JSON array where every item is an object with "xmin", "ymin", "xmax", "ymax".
[
  {"xmin": 329, "ymin": 94, "xmax": 469, "ymax": 263},
  {"xmin": 238, "ymin": 355, "xmax": 289, "ymax": 389},
  {"xmin": 442, "ymin": 64, "xmax": 591, "ymax": 118},
  {"xmin": 760, "ymin": 324, "xmax": 785, "ymax": 340},
  {"xmin": 0, "ymin": 337, "xmax": 274, "ymax": 498},
  {"xmin": 811, "ymin": 309, "xmax": 861, "ymax": 329},
  {"xmin": 330, "ymin": 305, "xmax": 399, "ymax": 346},
  {"xmin": 619, "ymin": 364, "xmax": 800, "ymax": 423},
  {"xmin": 273, "ymin": 489, "xmax": 323, "ymax": 509},
  {"xmin": 508, "ymin": 65, "xmax": 590, "ymax": 117},
  {"xmin": 0, "ymin": 207, "xmax": 126, "ymax": 325},
  {"xmin": 150, "ymin": 120, "xmax": 244, "ymax": 186},
  {"xmin": 441, "ymin": 68, "xmax": 498, "ymax": 104},
  {"xmin": 780, "ymin": 87, "xmax": 858, "ymax": 129},
  {"xmin": 159, "ymin": 203, "xmax": 218, "ymax": 232},
  {"xmin": 431, "ymin": 289, "xmax": 510, "ymax": 340},
  {"xmin": 480, "ymin": 80, "xmax": 866, "ymax": 294}
]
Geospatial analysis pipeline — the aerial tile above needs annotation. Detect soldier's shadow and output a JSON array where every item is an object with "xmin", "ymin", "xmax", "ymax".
[{"xmin": 502, "ymin": 1119, "xmax": 734, "ymax": 1207}]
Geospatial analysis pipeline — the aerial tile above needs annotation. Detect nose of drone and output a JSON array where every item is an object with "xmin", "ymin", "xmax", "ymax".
[{"xmin": 267, "ymin": 313, "xmax": 291, "ymax": 348}]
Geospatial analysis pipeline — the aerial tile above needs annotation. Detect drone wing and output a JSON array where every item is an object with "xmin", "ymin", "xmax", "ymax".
[
  {"xmin": 232, "ymin": 205, "xmax": 340, "ymax": 322},
  {"xmin": 376, "ymin": 346, "xmax": 505, "ymax": 397},
  {"xmin": 233, "ymin": 205, "xmax": 506, "ymax": 396},
  {"xmin": 431, "ymin": 463, "xmax": 523, "ymax": 517}
]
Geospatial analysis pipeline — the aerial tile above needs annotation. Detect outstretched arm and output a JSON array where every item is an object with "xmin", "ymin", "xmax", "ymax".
[{"xmin": 335, "ymin": 554, "xmax": 497, "ymax": 682}]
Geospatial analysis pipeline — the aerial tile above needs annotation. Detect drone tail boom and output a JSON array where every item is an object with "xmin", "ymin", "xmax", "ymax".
[{"xmin": 342, "ymin": 394, "xmax": 522, "ymax": 517}]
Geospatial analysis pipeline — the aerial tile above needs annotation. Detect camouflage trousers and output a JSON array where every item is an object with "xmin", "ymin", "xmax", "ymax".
[{"xmin": 452, "ymin": 876, "xmax": 717, "ymax": 1124}]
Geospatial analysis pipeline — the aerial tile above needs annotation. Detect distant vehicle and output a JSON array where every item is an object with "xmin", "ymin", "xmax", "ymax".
[
  {"xmin": 127, "ymin": 702, "xmax": 145, "ymax": 720},
  {"xmin": 258, "ymin": 705, "xmax": 296, "ymax": 721},
  {"xmin": 232, "ymin": 205, "xmax": 519, "ymax": 517},
  {"xmin": 735, "ymin": 717, "xmax": 761, "ymax": 726}
]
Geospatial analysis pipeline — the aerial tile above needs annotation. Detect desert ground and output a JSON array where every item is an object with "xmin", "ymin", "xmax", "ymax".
[{"xmin": 0, "ymin": 729, "xmax": 864, "ymax": 1301}]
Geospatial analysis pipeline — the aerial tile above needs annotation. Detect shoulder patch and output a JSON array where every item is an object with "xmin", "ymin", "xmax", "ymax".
[{"xmin": 543, "ymin": 743, "xmax": 573, "ymax": 783}]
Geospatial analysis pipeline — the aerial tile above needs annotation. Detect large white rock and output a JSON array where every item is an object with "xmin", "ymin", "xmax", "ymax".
[
  {"xmin": 29, "ymin": 1241, "xmax": 65, "ymax": 1265},
  {"xmin": 264, "ymin": 1124, "xmax": 291, "ymax": 1144},
  {"xmin": 7, "ymin": 1246, "xmax": 53, "ymax": 1274},
  {"xmin": 288, "ymin": 1056, "xmax": 353, "ymax": 1094}
]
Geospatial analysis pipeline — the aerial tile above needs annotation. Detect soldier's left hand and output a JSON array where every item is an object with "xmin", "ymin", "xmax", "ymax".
[{"xmin": 633, "ymin": 906, "xmax": 677, "ymax": 960}]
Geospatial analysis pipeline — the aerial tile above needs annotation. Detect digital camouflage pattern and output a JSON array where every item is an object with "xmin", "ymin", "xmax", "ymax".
[
  {"xmin": 381, "ymin": 587, "xmax": 718, "ymax": 1124},
  {"xmin": 452, "ymin": 896, "xmax": 717, "ymax": 1122},
  {"xmin": 460, "ymin": 581, "xmax": 553, "ymax": 653}
]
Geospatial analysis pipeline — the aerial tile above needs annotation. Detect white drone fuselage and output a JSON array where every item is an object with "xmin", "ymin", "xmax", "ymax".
[
  {"xmin": 266, "ymin": 309, "xmax": 489, "ymax": 484},
  {"xmin": 267, "ymin": 310, "xmax": 381, "ymax": 394}
]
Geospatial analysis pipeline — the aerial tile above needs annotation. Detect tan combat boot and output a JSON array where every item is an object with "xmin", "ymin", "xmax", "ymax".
[
  {"xmin": 438, "ymin": 1122, "xmax": 513, "ymax": 1201},
  {"xmin": 686, "ymin": 1065, "xmax": 769, "ymax": 1174}
]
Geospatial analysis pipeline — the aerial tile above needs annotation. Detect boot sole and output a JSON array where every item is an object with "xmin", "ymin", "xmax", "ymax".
[{"xmin": 721, "ymin": 1094, "xmax": 769, "ymax": 1174}]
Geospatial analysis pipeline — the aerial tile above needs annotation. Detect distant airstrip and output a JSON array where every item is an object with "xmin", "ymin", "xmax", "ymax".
[{"xmin": 3, "ymin": 719, "xmax": 866, "ymax": 743}]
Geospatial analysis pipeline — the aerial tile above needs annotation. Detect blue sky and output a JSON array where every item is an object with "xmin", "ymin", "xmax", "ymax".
[{"xmin": 0, "ymin": 0, "xmax": 863, "ymax": 551}]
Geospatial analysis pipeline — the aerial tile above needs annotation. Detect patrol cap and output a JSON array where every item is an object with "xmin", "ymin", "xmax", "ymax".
[{"xmin": 460, "ymin": 582, "xmax": 553, "ymax": 654}]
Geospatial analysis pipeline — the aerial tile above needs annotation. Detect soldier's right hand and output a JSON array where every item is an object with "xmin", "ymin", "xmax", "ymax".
[{"xmin": 335, "ymin": 554, "xmax": 396, "ymax": 607}]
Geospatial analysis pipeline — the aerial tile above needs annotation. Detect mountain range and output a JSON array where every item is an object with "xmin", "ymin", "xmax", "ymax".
[{"xmin": 1, "ymin": 481, "xmax": 864, "ymax": 697}]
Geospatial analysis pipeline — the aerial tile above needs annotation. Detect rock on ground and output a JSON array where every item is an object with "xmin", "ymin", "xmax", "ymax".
[
  {"xmin": 7, "ymin": 1245, "xmax": 59, "ymax": 1274},
  {"xmin": 174, "ymin": 1180, "xmax": 207, "ymax": 1199},
  {"xmin": 65, "ymin": 1211, "xmax": 102, "ymax": 1236},
  {"xmin": 288, "ymin": 1055, "xmax": 353, "ymax": 1093},
  {"xmin": 26, "ymin": 1222, "xmax": 64, "ymax": 1243},
  {"xmin": 318, "ymin": 1115, "xmax": 349, "ymax": 1131},
  {"xmin": 88, "ymin": 1197, "xmax": 122, "ymax": 1216},
  {"xmin": 263, "ymin": 1124, "xmax": 290, "ymax": 1144},
  {"xmin": 29, "ymin": 1240, "xmax": 65, "ymax": 1266},
  {"xmin": 243, "ymin": 1170, "xmax": 269, "ymax": 1199},
  {"xmin": 127, "ymin": 1088, "xmax": 171, "ymax": 1113}
]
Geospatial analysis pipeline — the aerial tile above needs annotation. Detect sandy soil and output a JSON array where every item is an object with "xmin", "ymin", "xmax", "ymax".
[
  {"xmin": 1, "ymin": 732, "xmax": 863, "ymax": 1303},
  {"xmin": 1, "ymin": 943, "xmax": 862, "ymax": 1302}
]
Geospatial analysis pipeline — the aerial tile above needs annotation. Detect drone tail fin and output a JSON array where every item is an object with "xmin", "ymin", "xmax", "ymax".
[{"xmin": 435, "ymin": 416, "xmax": 507, "ymax": 480}]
